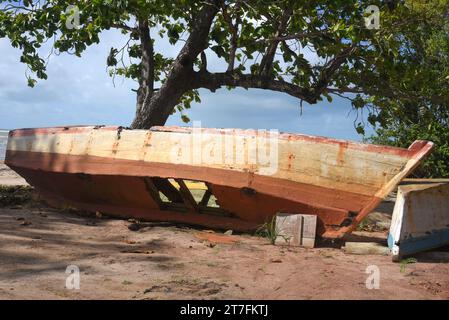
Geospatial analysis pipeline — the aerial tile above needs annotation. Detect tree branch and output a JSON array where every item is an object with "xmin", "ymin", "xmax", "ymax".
[
  {"xmin": 251, "ymin": 30, "xmax": 331, "ymax": 45},
  {"xmin": 281, "ymin": 40, "xmax": 298, "ymax": 60},
  {"xmin": 313, "ymin": 45, "xmax": 357, "ymax": 97},
  {"xmin": 259, "ymin": 7, "xmax": 292, "ymax": 77},
  {"xmin": 111, "ymin": 23, "xmax": 137, "ymax": 33},
  {"xmin": 200, "ymin": 50, "xmax": 207, "ymax": 71},
  {"xmin": 221, "ymin": 1, "xmax": 242, "ymax": 73},
  {"xmin": 327, "ymin": 85, "xmax": 422, "ymax": 101},
  {"xmin": 176, "ymin": 0, "xmax": 223, "ymax": 69},
  {"xmin": 327, "ymin": 87, "xmax": 365, "ymax": 94},
  {"xmin": 131, "ymin": 0, "xmax": 222, "ymax": 128},
  {"xmin": 136, "ymin": 18, "xmax": 154, "ymax": 110},
  {"xmin": 193, "ymin": 71, "xmax": 315, "ymax": 102}
]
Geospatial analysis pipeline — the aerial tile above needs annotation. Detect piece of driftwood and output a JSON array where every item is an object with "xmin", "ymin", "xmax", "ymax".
[{"xmin": 5, "ymin": 125, "xmax": 433, "ymax": 238}]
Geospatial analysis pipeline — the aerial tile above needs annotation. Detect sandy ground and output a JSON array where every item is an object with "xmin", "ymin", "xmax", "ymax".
[
  {"xmin": 1, "ymin": 163, "xmax": 449, "ymax": 300},
  {"xmin": 0, "ymin": 163, "xmax": 27, "ymax": 186}
]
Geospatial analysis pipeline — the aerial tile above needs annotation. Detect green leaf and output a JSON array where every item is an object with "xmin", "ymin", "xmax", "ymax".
[
  {"xmin": 27, "ymin": 77, "xmax": 37, "ymax": 88},
  {"xmin": 107, "ymin": 48, "xmax": 118, "ymax": 67},
  {"xmin": 355, "ymin": 123, "xmax": 365, "ymax": 135},
  {"xmin": 181, "ymin": 114, "xmax": 190, "ymax": 123}
]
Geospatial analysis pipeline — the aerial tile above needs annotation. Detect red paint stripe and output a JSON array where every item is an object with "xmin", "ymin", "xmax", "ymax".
[
  {"xmin": 8, "ymin": 126, "xmax": 120, "ymax": 137},
  {"xmin": 12, "ymin": 150, "xmax": 428, "ymax": 238},
  {"xmin": 5, "ymin": 150, "xmax": 373, "ymax": 212}
]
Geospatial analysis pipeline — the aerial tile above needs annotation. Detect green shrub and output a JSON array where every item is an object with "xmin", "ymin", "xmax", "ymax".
[{"xmin": 369, "ymin": 121, "xmax": 449, "ymax": 178}]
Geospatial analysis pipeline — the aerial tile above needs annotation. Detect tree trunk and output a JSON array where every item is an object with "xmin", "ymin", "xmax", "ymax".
[
  {"xmin": 131, "ymin": 0, "xmax": 221, "ymax": 129},
  {"xmin": 133, "ymin": 18, "xmax": 155, "ymax": 128},
  {"xmin": 132, "ymin": 67, "xmax": 194, "ymax": 128}
]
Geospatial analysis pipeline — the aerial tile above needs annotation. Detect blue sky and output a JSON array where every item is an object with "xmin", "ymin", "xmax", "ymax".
[{"xmin": 0, "ymin": 29, "xmax": 372, "ymax": 141}]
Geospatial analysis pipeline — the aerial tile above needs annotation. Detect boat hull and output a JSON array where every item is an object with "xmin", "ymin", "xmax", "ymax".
[
  {"xmin": 389, "ymin": 180, "xmax": 449, "ymax": 260},
  {"xmin": 5, "ymin": 126, "xmax": 434, "ymax": 238}
]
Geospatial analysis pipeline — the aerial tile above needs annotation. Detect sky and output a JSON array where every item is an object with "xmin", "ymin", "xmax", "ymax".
[{"xmin": 0, "ymin": 29, "xmax": 372, "ymax": 141}]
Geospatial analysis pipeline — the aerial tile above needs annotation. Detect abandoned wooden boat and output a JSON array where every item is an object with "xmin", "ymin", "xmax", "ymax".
[{"xmin": 4, "ymin": 125, "xmax": 434, "ymax": 238}]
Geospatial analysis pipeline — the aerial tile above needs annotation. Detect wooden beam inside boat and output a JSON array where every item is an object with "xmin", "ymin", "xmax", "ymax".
[{"xmin": 175, "ymin": 179, "xmax": 199, "ymax": 213}]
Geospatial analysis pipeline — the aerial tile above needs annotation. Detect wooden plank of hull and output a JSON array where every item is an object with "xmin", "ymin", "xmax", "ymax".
[
  {"xmin": 7, "ymin": 126, "xmax": 420, "ymax": 196},
  {"xmin": 7, "ymin": 156, "xmax": 354, "ymax": 235},
  {"xmin": 5, "ymin": 126, "xmax": 434, "ymax": 238}
]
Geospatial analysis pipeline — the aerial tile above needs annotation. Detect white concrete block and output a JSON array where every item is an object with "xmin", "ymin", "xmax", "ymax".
[{"xmin": 275, "ymin": 213, "xmax": 317, "ymax": 248}]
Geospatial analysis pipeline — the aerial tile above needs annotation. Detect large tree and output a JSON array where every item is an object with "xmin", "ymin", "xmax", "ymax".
[
  {"xmin": 0, "ymin": 0, "xmax": 447, "ymax": 131},
  {"xmin": 367, "ymin": 0, "xmax": 449, "ymax": 177}
]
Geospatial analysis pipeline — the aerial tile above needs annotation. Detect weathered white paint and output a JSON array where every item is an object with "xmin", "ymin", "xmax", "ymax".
[
  {"xmin": 6, "ymin": 126, "xmax": 418, "ymax": 198},
  {"xmin": 389, "ymin": 181, "xmax": 449, "ymax": 260}
]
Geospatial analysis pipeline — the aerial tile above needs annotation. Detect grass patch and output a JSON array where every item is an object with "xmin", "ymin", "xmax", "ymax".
[
  {"xmin": 256, "ymin": 216, "xmax": 289, "ymax": 245},
  {"xmin": 0, "ymin": 185, "xmax": 33, "ymax": 207},
  {"xmin": 356, "ymin": 219, "xmax": 370, "ymax": 231},
  {"xmin": 400, "ymin": 257, "xmax": 417, "ymax": 273}
]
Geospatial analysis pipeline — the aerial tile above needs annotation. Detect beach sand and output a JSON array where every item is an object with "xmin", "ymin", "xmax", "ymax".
[
  {"xmin": 0, "ymin": 163, "xmax": 27, "ymax": 186},
  {"xmin": 1, "ymin": 164, "xmax": 448, "ymax": 300}
]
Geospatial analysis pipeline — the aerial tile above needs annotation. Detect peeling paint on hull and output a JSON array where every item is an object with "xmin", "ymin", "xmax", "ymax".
[
  {"xmin": 5, "ymin": 126, "xmax": 434, "ymax": 238},
  {"xmin": 389, "ymin": 181, "xmax": 449, "ymax": 260}
]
